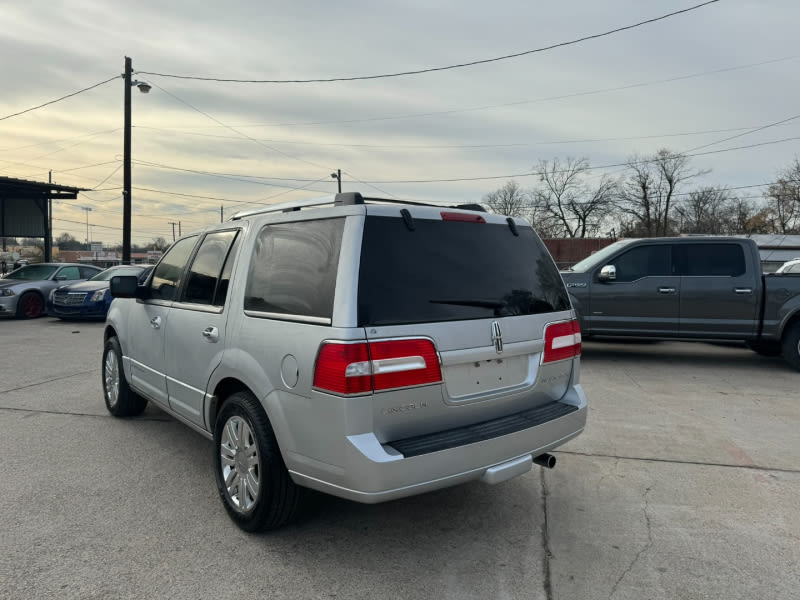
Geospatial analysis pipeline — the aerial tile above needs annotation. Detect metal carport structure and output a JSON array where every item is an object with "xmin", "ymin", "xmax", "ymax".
[{"xmin": 0, "ymin": 176, "xmax": 86, "ymax": 262}]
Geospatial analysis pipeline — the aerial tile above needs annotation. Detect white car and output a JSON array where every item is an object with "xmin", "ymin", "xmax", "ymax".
[{"xmin": 776, "ymin": 258, "xmax": 800, "ymax": 274}]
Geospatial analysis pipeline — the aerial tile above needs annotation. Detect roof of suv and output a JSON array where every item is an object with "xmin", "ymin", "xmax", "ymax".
[{"xmin": 229, "ymin": 192, "xmax": 489, "ymax": 221}]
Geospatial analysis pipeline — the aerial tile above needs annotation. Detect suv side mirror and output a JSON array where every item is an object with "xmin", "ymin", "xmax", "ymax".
[
  {"xmin": 598, "ymin": 265, "xmax": 616, "ymax": 282},
  {"xmin": 110, "ymin": 275, "xmax": 145, "ymax": 298}
]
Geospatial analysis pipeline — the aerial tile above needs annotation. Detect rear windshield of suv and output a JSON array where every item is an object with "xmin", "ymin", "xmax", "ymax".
[{"xmin": 357, "ymin": 215, "xmax": 570, "ymax": 326}]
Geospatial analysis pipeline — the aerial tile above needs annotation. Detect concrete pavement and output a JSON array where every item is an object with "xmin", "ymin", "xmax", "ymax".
[{"xmin": 0, "ymin": 319, "xmax": 797, "ymax": 599}]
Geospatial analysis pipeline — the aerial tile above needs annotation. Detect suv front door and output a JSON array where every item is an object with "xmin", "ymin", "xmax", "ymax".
[
  {"xmin": 127, "ymin": 236, "xmax": 197, "ymax": 405},
  {"xmin": 164, "ymin": 230, "xmax": 240, "ymax": 429}
]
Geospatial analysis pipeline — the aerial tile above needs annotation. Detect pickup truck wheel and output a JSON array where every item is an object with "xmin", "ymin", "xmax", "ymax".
[
  {"xmin": 781, "ymin": 323, "xmax": 800, "ymax": 371},
  {"xmin": 102, "ymin": 336, "xmax": 148, "ymax": 417},
  {"xmin": 214, "ymin": 391, "xmax": 301, "ymax": 532}
]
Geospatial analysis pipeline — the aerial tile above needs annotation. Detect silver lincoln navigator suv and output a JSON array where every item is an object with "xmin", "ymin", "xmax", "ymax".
[{"xmin": 103, "ymin": 192, "xmax": 587, "ymax": 531}]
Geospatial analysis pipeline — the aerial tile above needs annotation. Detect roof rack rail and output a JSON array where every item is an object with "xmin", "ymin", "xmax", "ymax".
[{"xmin": 230, "ymin": 192, "xmax": 485, "ymax": 220}]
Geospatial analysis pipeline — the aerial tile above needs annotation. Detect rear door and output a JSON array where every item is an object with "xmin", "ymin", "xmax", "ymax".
[
  {"xmin": 164, "ymin": 229, "xmax": 240, "ymax": 429},
  {"xmin": 587, "ymin": 243, "xmax": 679, "ymax": 336},
  {"xmin": 677, "ymin": 242, "xmax": 759, "ymax": 338},
  {"xmin": 357, "ymin": 208, "xmax": 575, "ymax": 442}
]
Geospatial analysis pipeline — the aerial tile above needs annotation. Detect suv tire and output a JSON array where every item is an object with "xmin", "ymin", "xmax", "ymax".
[
  {"xmin": 781, "ymin": 323, "xmax": 800, "ymax": 371},
  {"xmin": 102, "ymin": 336, "xmax": 148, "ymax": 417},
  {"xmin": 214, "ymin": 391, "xmax": 301, "ymax": 532}
]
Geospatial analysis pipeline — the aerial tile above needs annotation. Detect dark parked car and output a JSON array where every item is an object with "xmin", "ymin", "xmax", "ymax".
[
  {"xmin": 48, "ymin": 265, "xmax": 152, "ymax": 320},
  {"xmin": 0, "ymin": 263, "xmax": 103, "ymax": 319}
]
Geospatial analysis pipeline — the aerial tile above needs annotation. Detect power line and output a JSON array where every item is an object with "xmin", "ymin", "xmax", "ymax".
[
  {"xmin": 135, "ymin": 118, "xmax": 798, "ymax": 151},
  {"xmin": 149, "ymin": 81, "xmax": 330, "ymax": 172},
  {"xmin": 132, "ymin": 158, "xmax": 328, "ymax": 187},
  {"xmin": 137, "ymin": 54, "xmax": 797, "ymax": 131},
  {"xmin": 124, "ymin": 134, "xmax": 800, "ymax": 187},
  {"xmin": 0, "ymin": 75, "xmax": 119, "ymax": 121},
  {"xmin": 682, "ymin": 112, "xmax": 800, "ymax": 154},
  {"xmin": 0, "ymin": 128, "xmax": 122, "ymax": 152},
  {"xmin": 137, "ymin": 1, "xmax": 721, "ymax": 84}
]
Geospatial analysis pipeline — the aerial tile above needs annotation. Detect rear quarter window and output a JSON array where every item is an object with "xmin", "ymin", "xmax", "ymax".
[
  {"xmin": 244, "ymin": 218, "xmax": 344, "ymax": 320},
  {"xmin": 357, "ymin": 215, "xmax": 569, "ymax": 326}
]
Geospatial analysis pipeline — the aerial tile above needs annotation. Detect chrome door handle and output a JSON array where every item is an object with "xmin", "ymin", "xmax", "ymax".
[
  {"xmin": 734, "ymin": 288, "xmax": 753, "ymax": 294},
  {"xmin": 150, "ymin": 316, "xmax": 161, "ymax": 329},
  {"xmin": 658, "ymin": 287, "xmax": 676, "ymax": 294},
  {"xmin": 202, "ymin": 326, "xmax": 219, "ymax": 342}
]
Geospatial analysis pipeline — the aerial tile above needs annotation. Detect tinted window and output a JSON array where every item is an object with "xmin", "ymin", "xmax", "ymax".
[
  {"xmin": 244, "ymin": 219, "xmax": 344, "ymax": 319},
  {"xmin": 214, "ymin": 233, "xmax": 241, "ymax": 306},
  {"xmin": 683, "ymin": 244, "xmax": 745, "ymax": 277},
  {"xmin": 150, "ymin": 236, "xmax": 197, "ymax": 301},
  {"xmin": 57, "ymin": 266, "xmax": 81, "ymax": 280},
  {"xmin": 609, "ymin": 245, "xmax": 671, "ymax": 282},
  {"xmin": 183, "ymin": 230, "xmax": 238, "ymax": 306},
  {"xmin": 5, "ymin": 265, "xmax": 58, "ymax": 280},
  {"xmin": 357, "ymin": 216, "xmax": 569, "ymax": 326}
]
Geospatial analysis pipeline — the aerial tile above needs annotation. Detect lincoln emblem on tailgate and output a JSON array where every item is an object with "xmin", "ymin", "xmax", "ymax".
[{"xmin": 491, "ymin": 320, "xmax": 503, "ymax": 354}]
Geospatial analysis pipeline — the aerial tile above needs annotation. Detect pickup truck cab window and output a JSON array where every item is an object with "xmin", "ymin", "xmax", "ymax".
[
  {"xmin": 605, "ymin": 245, "xmax": 671, "ymax": 282},
  {"xmin": 681, "ymin": 243, "xmax": 745, "ymax": 277}
]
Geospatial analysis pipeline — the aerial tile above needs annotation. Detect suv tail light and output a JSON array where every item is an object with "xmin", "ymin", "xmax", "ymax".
[
  {"xmin": 542, "ymin": 320, "xmax": 582, "ymax": 364},
  {"xmin": 313, "ymin": 338, "xmax": 442, "ymax": 395}
]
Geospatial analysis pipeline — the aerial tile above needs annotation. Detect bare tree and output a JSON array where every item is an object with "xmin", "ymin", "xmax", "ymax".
[
  {"xmin": 764, "ymin": 158, "xmax": 800, "ymax": 234},
  {"xmin": 674, "ymin": 186, "xmax": 733, "ymax": 234},
  {"xmin": 151, "ymin": 236, "xmax": 170, "ymax": 251},
  {"xmin": 482, "ymin": 180, "xmax": 530, "ymax": 218},
  {"xmin": 617, "ymin": 149, "xmax": 708, "ymax": 237},
  {"xmin": 721, "ymin": 196, "xmax": 762, "ymax": 234},
  {"xmin": 531, "ymin": 157, "xmax": 617, "ymax": 238}
]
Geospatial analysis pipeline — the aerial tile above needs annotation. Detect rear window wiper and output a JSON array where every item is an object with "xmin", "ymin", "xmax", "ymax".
[{"xmin": 429, "ymin": 299, "xmax": 505, "ymax": 310}]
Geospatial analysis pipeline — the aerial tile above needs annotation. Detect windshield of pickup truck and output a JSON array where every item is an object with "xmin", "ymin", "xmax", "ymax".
[{"xmin": 566, "ymin": 239, "xmax": 637, "ymax": 273}]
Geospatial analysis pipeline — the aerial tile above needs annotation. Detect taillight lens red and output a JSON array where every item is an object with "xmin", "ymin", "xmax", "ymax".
[
  {"xmin": 542, "ymin": 320, "xmax": 582, "ymax": 363},
  {"xmin": 313, "ymin": 343, "xmax": 372, "ymax": 395},
  {"xmin": 313, "ymin": 338, "xmax": 442, "ymax": 395}
]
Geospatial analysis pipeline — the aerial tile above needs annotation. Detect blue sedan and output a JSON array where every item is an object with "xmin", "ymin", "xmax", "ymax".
[{"xmin": 48, "ymin": 265, "xmax": 153, "ymax": 320}]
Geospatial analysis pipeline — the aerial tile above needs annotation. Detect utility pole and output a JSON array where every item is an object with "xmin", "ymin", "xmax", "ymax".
[
  {"xmin": 220, "ymin": 205, "xmax": 224, "ymax": 223},
  {"xmin": 46, "ymin": 170, "xmax": 52, "ymax": 262},
  {"xmin": 178, "ymin": 221, "xmax": 181, "ymax": 237},
  {"xmin": 82, "ymin": 207, "xmax": 93, "ymax": 245},
  {"xmin": 331, "ymin": 169, "xmax": 341, "ymax": 193},
  {"xmin": 168, "ymin": 221, "xmax": 177, "ymax": 241},
  {"xmin": 123, "ymin": 56, "xmax": 132, "ymax": 265}
]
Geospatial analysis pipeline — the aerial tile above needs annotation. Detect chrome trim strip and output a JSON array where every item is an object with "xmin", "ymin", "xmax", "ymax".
[{"xmin": 244, "ymin": 309, "xmax": 331, "ymax": 325}]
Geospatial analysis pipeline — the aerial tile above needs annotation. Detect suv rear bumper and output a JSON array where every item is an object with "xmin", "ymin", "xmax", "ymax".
[{"xmin": 288, "ymin": 384, "xmax": 587, "ymax": 503}]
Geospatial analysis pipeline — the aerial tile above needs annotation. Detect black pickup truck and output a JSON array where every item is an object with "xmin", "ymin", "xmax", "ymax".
[{"xmin": 560, "ymin": 237, "xmax": 800, "ymax": 371}]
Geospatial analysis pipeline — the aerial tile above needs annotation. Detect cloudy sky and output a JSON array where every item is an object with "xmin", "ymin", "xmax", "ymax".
[{"xmin": 1, "ymin": 0, "xmax": 798, "ymax": 246}]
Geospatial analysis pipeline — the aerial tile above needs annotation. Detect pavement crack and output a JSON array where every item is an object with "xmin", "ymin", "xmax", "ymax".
[
  {"xmin": 540, "ymin": 468, "xmax": 554, "ymax": 600},
  {"xmin": 0, "ymin": 369, "xmax": 98, "ymax": 394},
  {"xmin": 0, "ymin": 405, "xmax": 171, "ymax": 422},
  {"xmin": 609, "ymin": 487, "xmax": 654, "ymax": 599},
  {"xmin": 556, "ymin": 450, "xmax": 800, "ymax": 475}
]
